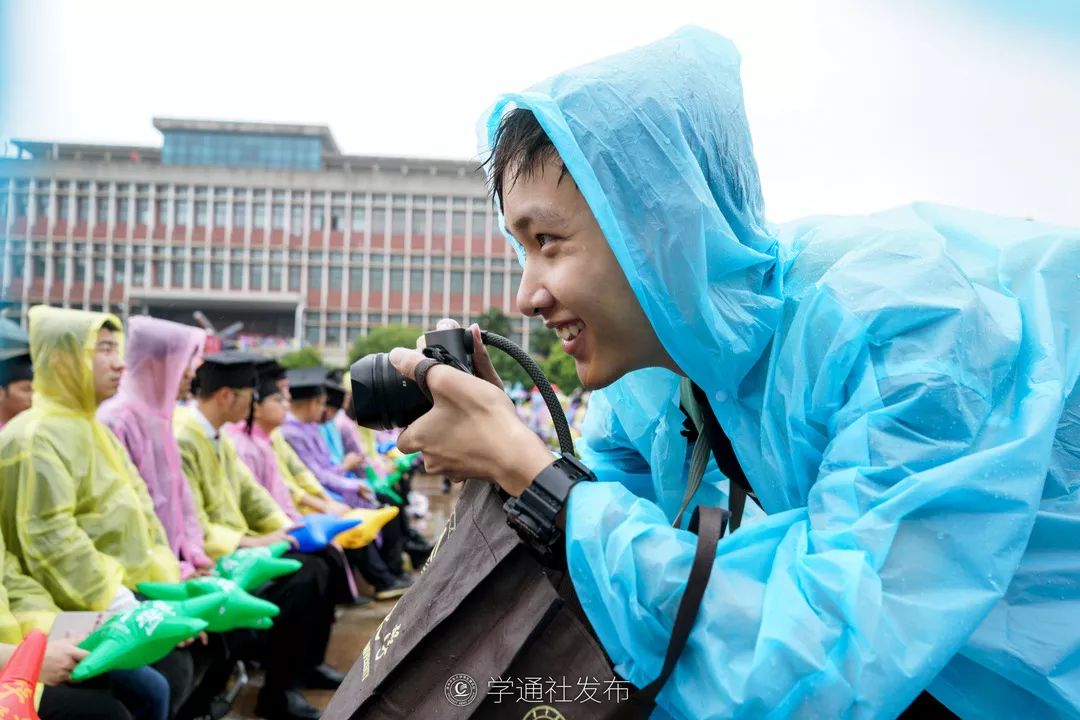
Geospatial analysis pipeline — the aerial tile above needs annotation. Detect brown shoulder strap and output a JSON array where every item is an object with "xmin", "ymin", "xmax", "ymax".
[{"xmin": 612, "ymin": 506, "xmax": 726, "ymax": 718}]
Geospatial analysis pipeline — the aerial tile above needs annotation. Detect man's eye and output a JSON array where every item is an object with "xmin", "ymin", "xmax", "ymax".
[{"xmin": 536, "ymin": 234, "xmax": 555, "ymax": 248}]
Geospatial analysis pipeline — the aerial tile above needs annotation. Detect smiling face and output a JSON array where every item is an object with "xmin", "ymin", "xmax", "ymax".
[{"xmin": 504, "ymin": 156, "xmax": 676, "ymax": 390}]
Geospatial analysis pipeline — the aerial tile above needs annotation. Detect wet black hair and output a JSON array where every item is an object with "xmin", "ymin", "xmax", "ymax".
[{"xmin": 484, "ymin": 108, "xmax": 571, "ymax": 205}]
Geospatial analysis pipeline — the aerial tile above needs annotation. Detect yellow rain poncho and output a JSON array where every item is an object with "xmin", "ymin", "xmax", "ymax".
[
  {"xmin": 0, "ymin": 527, "xmax": 59, "ymax": 644},
  {"xmin": 270, "ymin": 427, "xmax": 331, "ymax": 511},
  {"xmin": 0, "ymin": 307, "xmax": 178, "ymax": 611},
  {"xmin": 175, "ymin": 407, "xmax": 290, "ymax": 559}
]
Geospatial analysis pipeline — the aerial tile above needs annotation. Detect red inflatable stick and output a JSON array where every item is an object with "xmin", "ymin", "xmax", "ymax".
[{"xmin": 0, "ymin": 629, "xmax": 47, "ymax": 719}]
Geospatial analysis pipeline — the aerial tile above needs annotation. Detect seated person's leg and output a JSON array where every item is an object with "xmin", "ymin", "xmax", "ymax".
[
  {"xmin": 38, "ymin": 684, "xmax": 133, "ymax": 720},
  {"xmin": 251, "ymin": 554, "xmax": 334, "ymax": 719},
  {"xmin": 345, "ymin": 544, "xmax": 411, "ymax": 599},
  {"xmin": 150, "ymin": 648, "xmax": 194, "ymax": 719},
  {"xmin": 371, "ymin": 499, "xmax": 407, "ymax": 576},
  {"xmin": 174, "ymin": 632, "xmax": 237, "ymax": 720},
  {"xmin": 109, "ymin": 666, "xmax": 170, "ymax": 720}
]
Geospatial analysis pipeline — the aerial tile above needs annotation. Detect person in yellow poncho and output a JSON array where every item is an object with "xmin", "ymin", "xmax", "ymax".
[
  {"xmin": 0, "ymin": 306, "xmax": 177, "ymax": 611},
  {"xmin": 1, "ymin": 524, "xmax": 174, "ymax": 720},
  {"xmin": 174, "ymin": 351, "xmax": 342, "ymax": 720},
  {"xmin": 0, "ymin": 306, "xmax": 188, "ymax": 718}
]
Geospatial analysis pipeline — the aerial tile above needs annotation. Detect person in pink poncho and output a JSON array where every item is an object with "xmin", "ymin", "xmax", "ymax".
[
  {"xmin": 225, "ymin": 360, "xmax": 350, "ymax": 522},
  {"xmin": 98, "ymin": 315, "xmax": 213, "ymax": 580}
]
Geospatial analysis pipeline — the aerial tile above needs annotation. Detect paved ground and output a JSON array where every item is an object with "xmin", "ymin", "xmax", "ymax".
[{"xmin": 227, "ymin": 474, "xmax": 458, "ymax": 718}]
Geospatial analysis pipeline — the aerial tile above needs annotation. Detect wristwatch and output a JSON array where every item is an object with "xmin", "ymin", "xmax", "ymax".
[{"xmin": 503, "ymin": 453, "xmax": 595, "ymax": 566}]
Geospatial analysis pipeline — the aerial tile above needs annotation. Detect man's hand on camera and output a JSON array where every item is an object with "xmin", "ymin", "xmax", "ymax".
[
  {"xmin": 416, "ymin": 318, "xmax": 504, "ymax": 390},
  {"xmin": 388, "ymin": 345, "xmax": 550, "ymax": 497}
]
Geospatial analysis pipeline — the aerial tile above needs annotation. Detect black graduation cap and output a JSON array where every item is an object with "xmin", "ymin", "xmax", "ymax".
[
  {"xmin": 324, "ymin": 370, "xmax": 346, "ymax": 410},
  {"xmin": 256, "ymin": 359, "xmax": 286, "ymax": 382},
  {"xmin": 195, "ymin": 351, "xmax": 261, "ymax": 396},
  {"xmin": 286, "ymin": 367, "xmax": 329, "ymax": 401},
  {"xmin": 254, "ymin": 359, "xmax": 286, "ymax": 401},
  {"xmin": 0, "ymin": 352, "xmax": 33, "ymax": 388}
]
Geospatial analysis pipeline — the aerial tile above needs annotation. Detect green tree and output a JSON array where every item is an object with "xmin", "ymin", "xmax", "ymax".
[
  {"xmin": 348, "ymin": 324, "xmax": 424, "ymax": 364},
  {"xmin": 278, "ymin": 346, "xmax": 324, "ymax": 369},
  {"xmin": 528, "ymin": 320, "xmax": 557, "ymax": 360},
  {"xmin": 541, "ymin": 342, "xmax": 582, "ymax": 393}
]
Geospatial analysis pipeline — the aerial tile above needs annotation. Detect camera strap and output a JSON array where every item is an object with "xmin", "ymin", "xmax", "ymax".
[{"xmin": 675, "ymin": 378, "xmax": 759, "ymax": 531}]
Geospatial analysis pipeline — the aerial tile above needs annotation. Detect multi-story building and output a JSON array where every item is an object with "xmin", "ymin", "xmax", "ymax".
[{"xmin": 0, "ymin": 118, "xmax": 536, "ymax": 363}]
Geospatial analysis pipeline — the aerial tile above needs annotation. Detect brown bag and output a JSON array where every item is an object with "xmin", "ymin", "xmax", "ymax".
[{"xmin": 322, "ymin": 479, "xmax": 726, "ymax": 720}]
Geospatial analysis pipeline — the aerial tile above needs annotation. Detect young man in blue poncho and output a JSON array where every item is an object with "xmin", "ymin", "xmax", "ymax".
[{"xmin": 386, "ymin": 27, "xmax": 1080, "ymax": 719}]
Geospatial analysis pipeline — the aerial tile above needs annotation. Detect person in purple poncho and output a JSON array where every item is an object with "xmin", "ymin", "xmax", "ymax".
[
  {"xmin": 98, "ymin": 316, "xmax": 212, "ymax": 580},
  {"xmin": 278, "ymin": 367, "xmax": 374, "ymax": 507},
  {"xmin": 97, "ymin": 315, "xmax": 247, "ymax": 720},
  {"xmin": 322, "ymin": 376, "xmax": 432, "ymax": 569},
  {"xmin": 280, "ymin": 368, "xmax": 412, "ymax": 598}
]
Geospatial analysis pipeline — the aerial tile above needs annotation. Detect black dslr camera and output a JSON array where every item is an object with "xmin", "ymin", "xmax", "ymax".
[{"xmin": 350, "ymin": 327, "xmax": 473, "ymax": 430}]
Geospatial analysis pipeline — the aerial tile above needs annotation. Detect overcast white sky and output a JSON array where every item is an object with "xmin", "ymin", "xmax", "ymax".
[{"xmin": 1, "ymin": 0, "xmax": 1078, "ymax": 226}]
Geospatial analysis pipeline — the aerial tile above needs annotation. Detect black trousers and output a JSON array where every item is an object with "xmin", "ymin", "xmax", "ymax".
[
  {"xmin": 38, "ymin": 684, "xmax": 133, "ymax": 720},
  {"xmin": 345, "ymin": 543, "xmax": 399, "ymax": 590},
  {"xmin": 375, "ymin": 491, "xmax": 408, "ymax": 576},
  {"xmin": 174, "ymin": 634, "xmax": 234, "ymax": 720},
  {"xmin": 150, "ymin": 648, "xmax": 194, "ymax": 718},
  {"xmin": 230, "ymin": 552, "xmax": 335, "ymax": 691}
]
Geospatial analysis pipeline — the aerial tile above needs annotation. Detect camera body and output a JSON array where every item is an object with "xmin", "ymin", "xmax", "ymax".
[{"xmin": 350, "ymin": 327, "xmax": 473, "ymax": 430}]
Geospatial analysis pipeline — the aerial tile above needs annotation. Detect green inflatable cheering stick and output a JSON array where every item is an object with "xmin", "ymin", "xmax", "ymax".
[
  {"xmin": 138, "ymin": 576, "xmax": 281, "ymax": 632},
  {"xmin": 70, "ymin": 599, "xmax": 209, "ymax": 681},
  {"xmin": 364, "ymin": 465, "xmax": 402, "ymax": 505},
  {"xmin": 214, "ymin": 541, "xmax": 301, "ymax": 591}
]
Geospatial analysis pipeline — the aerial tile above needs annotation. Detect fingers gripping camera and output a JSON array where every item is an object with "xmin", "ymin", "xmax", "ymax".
[{"xmin": 350, "ymin": 328, "xmax": 474, "ymax": 430}]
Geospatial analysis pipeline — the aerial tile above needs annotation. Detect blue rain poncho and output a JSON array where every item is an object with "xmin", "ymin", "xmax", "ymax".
[{"xmin": 481, "ymin": 27, "xmax": 1080, "ymax": 719}]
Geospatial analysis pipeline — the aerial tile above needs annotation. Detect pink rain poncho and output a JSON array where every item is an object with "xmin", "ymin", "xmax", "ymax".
[
  {"xmin": 226, "ymin": 422, "xmax": 303, "ymax": 523},
  {"xmin": 98, "ymin": 315, "xmax": 212, "ymax": 579}
]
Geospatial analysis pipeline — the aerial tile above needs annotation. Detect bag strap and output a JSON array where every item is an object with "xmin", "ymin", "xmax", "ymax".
[
  {"xmin": 676, "ymin": 380, "xmax": 760, "ymax": 531},
  {"xmin": 672, "ymin": 416, "xmax": 712, "ymax": 530},
  {"xmin": 614, "ymin": 506, "xmax": 727, "ymax": 717}
]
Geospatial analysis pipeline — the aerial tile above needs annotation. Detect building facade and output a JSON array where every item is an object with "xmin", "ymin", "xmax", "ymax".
[{"xmin": 0, "ymin": 118, "xmax": 536, "ymax": 363}]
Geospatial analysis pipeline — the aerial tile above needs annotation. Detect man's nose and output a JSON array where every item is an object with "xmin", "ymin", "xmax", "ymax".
[{"xmin": 516, "ymin": 266, "xmax": 555, "ymax": 318}]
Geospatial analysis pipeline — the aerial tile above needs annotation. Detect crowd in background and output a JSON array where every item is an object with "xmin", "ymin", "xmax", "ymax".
[{"xmin": 0, "ymin": 307, "xmax": 439, "ymax": 720}]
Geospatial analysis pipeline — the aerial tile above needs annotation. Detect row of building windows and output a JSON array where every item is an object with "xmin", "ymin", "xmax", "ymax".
[
  {"xmin": 161, "ymin": 131, "xmax": 323, "ymax": 171},
  {"xmin": 1, "ymin": 192, "xmax": 493, "ymax": 236},
  {"xmin": 5, "ymin": 240, "xmax": 514, "ymax": 265},
  {"xmin": 2, "ymin": 180, "xmax": 481, "ymax": 205},
  {"xmin": 0, "ymin": 299, "xmax": 536, "ymax": 352},
  {"xmin": 6, "ymin": 252, "xmax": 520, "ymax": 295}
]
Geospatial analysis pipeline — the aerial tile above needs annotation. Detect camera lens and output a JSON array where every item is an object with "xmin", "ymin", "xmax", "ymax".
[{"xmin": 350, "ymin": 353, "xmax": 432, "ymax": 429}]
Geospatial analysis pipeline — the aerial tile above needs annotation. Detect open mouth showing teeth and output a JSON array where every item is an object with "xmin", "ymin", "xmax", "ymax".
[{"xmin": 555, "ymin": 321, "xmax": 585, "ymax": 342}]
